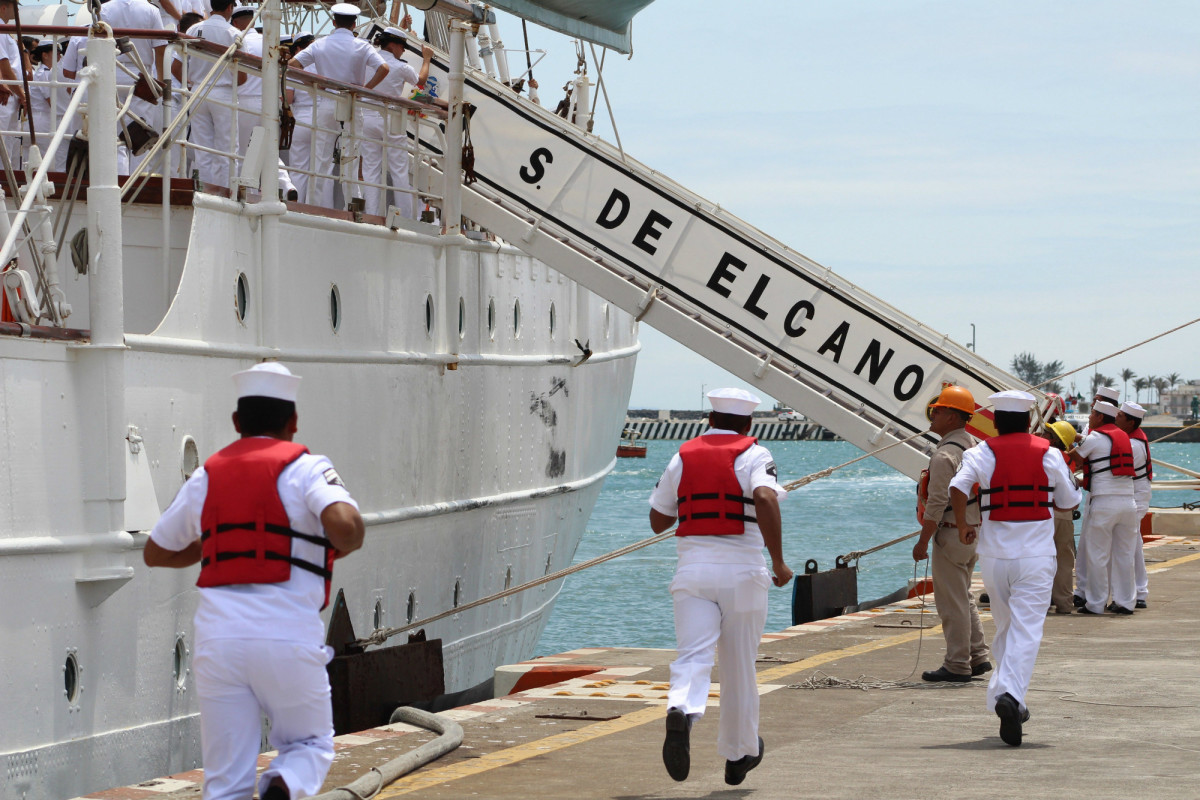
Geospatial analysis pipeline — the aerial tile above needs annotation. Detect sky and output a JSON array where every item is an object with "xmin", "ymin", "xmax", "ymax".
[{"xmin": 472, "ymin": 0, "xmax": 1200, "ymax": 410}]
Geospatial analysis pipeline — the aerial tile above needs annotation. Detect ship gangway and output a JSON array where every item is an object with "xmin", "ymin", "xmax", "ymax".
[{"xmin": 414, "ymin": 35, "xmax": 1034, "ymax": 480}]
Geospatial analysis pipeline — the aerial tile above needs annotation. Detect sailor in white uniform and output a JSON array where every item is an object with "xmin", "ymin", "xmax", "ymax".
[
  {"xmin": 951, "ymin": 390, "xmax": 1080, "ymax": 746},
  {"xmin": 649, "ymin": 388, "xmax": 791, "ymax": 785},
  {"xmin": 0, "ymin": 0, "xmax": 27, "ymax": 168},
  {"xmin": 182, "ymin": 0, "xmax": 242, "ymax": 187},
  {"xmin": 1072, "ymin": 400, "xmax": 1138, "ymax": 615},
  {"xmin": 1072, "ymin": 384, "xmax": 1122, "ymax": 605},
  {"xmin": 1115, "ymin": 401, "xmax": 1152, "ymax": 608},
  {"xmin": 360, "ymin": 27, "xmax": 431, "ymax": 218},
  {"xmin": 287, "ymin": 4, "xmax": 388, "ymax": 208},
  {"xmin": 229, "ymin": 5, "xmax": 297, "ymax": 199},
  {"xmin": 283, "ymin": 32, "xmax": 316, "ymax": 202},
  {"xmin": 144, "ymin": 363, "xmax": 365, "ymax": 800},
  {"xmin": 62, "ymin": 0, "xmax": 170, "ymax": 174}
]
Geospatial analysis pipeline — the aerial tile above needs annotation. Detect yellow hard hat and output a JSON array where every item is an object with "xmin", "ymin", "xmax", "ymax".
[
  {"xmin": 928, "ymin": 385, "xmax": 976, "ymax": 417},
  {"xmin": 1046, "ymin": 420, "xmax": 1077, "ymax": 449}
]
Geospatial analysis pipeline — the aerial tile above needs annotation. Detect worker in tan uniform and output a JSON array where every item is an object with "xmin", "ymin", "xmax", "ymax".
[
  {"xmin": 913, "ymin": 385, "xmax": 991, "ymax": 681},
  {"xmin": 1039, "ymin": 420, "xmax": 1079, "ymax": 614}
]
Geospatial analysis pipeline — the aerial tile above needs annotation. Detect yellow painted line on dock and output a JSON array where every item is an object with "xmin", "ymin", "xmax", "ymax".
[
  {"xmin": 375, "ymin": 626, "xmax": 935, "ymax": 797},
  {"xmin": 1148, "ymin": 550, "xmax": 1200, "ymax": 572}
]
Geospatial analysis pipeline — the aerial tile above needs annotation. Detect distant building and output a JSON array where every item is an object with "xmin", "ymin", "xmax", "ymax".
[{"xmin": 1158, "ymin": 381, "xmax": 1200, "ymax": 418}]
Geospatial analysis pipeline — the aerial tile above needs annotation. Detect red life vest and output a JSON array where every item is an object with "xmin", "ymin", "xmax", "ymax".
[
  {"xmin": 1080, "ymin": 423, "xmax": 1135, "ymax": 490},
  {"xmin": 675, "ymin": 434, "xmax": 757, "ymax": 536},
  {"xmin": 198, "ymin": 438, "xmax": 335, "ymax": 609},
  {"xmin": 1129, "ymin": 428, "xmax": 1153, "ymax": 482},
  {"xmin": 978, "ymin": 433, "xmax": 1053, "ymax": 521}
]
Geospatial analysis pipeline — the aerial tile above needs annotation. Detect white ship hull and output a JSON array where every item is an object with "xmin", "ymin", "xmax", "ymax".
[{"xmin": 0, "ymin": 196, "xmax": 637, "ymax": 799}]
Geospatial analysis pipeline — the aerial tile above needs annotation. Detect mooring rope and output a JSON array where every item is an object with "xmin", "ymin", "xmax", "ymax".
[{"xmin": 1030, "ymin": 315, "xmax": 1200, "ymax": 393}]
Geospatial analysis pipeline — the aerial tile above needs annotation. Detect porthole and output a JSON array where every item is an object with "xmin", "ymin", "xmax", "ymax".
[
  {"xmin": 487, "ymin": 298, "xmax": 496, "ymax": 339},
  {"xmin": 180, "ymin": 435, "xmax": 199, "ymax": 480},
  {"xmin": 235, "ymin": 273, "xmax": 249, "ymax": 322},
  {"xmin": 424, "ymin": 294, "xmax": 434, "ymax": 338},
  {"xmin": 549, "ymin": 302, "xmax": 556, "ymax": 338},
  {"xmin": 458, "ymin": 297, "xmax": 466, "ymax": 339},
  {"xmin": 173, "ymin": 636, "xmax": 188, "ymax": 689},
  {"xmin": 504, "ymin": 566, "xmax": 513, "ymax": 590},
  {"xmin": 330, "ymin": 285, "xmax": 341, "ymax": 333},
  {"xmin": 64, "ymin": 652, "xmax": 80, "ymax": 703},
  {"xmin": 603, "ymin": 303, "xmax": 611, "ymax": 339},
  {"xmin": 406, "ymin": 591, "xmax": 416, "ymax": 623},
  {"xmin": 513, "ymin": 299, "xmax": 521, "ymax": 338},
  {"xmin": 453, "ymin": 579, "xmax": 462, "ymax": 608},
  {"xmin": 373, "ymin": 599, "xmax": 384, "ymax": 630}
]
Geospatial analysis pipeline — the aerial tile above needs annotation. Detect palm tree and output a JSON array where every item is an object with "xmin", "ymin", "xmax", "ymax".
[
  {"xmin": 1167, "ymin": 372, "xmax": 1181, "ymax": 389},
  {"xmin": 1120, "ymin": 368, "xmax": 1136, "ymax": 400},
  {"xmin": 1134, "ymin": 377, "xmax": 1148, "ymax": 403},
  {"xmin": 1144, "ymin": 375, "xmax": 1158, "ymax": 405},
  {"xmin": 1154, "ymin": 377, "xmax": 1169, "ymax": 410}
]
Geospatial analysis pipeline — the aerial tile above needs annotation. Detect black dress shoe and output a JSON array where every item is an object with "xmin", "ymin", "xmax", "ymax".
[
  {"xmin": 922, "ymin": 666, "xmax": 972, "ymax": 683},
  {"xmin": 971, "ymin": 661, "xmax": 993, "ymax": 677},
  {"xmin": 1135, "ymin": 600, "xmax": 1148, "ymax": 609},
  {"xmin": 1077, "ymin": 606, "xmax": 1103, "ymax": 615},
  {"xmin": 995, "ymin": 692, "xmax": 1023, "ymax": 746},
  {"xmin": 1073, "ymin": 594, "xmax": 1086, "ymax": 608},
  {"xmin": 285, "ymin": 188, "xmax": 299, "ymax": 202},
  {"xmin": 978, "ymin": 592, "xmax": 990, "ymax": 604},
  {"xmin": 1107, "ymin": 603, "xmax": 1134, "ymax": 615},
  {"xmin": 724, "ymin": 737, "xmax": 764, "ymax": 786},
  {"xmin": 662, "ymin": 707, "xmax": 690, "ymax": 782}
]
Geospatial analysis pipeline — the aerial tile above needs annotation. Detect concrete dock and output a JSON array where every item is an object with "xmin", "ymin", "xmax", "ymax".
[{"xmin": 88, "ymin": 535, "xmax": 1200, "ymax": 800}]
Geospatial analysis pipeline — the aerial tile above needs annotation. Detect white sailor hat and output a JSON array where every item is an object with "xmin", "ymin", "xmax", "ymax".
[
  {"xmin": 1118, "ymin": 401, "xmax": 1145, "ymax": 419},
  {"xmin": 280, "ymin": 33, "xmax": 294, "ymax": 43},
  {"xmin": 33, "ymin": 38, "xmax": 54, "ymax": 51},
  {"xmin": 707, "ymin": 387, "xmax": 761, "ymax": 416},
  {"xmin": 233, "ymin": 362, "xmax": 301, "ymax": 402},
  {"xmin": 989, "ymin": 390, "xmax": 1036, "ymax": 414},
  {"xmin": 331, "ymin": 2, "xmax": 360, "ymax": 15},
  {"xmin": 383, "ymin": 26, "xmax": 407, "ymax": 39},
  {"xmin": 231, "ymin": 4, "xmax": 254, "ymax": 16},
  {"xmin": 1095, "ymin": 385, "xmax": 1120, "ymax": 403},
  {"xmin": 1093, "ymin": 400, "xmax": 1119, "ymax": 418}
]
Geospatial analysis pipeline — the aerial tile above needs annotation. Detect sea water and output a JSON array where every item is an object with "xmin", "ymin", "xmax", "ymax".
[{"xmin": 537, "ymin": 440, "xmax": 1200, "ymax": 656}]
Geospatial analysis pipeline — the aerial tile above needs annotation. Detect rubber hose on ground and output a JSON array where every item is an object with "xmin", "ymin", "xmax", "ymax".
[{"xmin": 308, "ymin": 707, "xmax": 464, "ymax": 800}]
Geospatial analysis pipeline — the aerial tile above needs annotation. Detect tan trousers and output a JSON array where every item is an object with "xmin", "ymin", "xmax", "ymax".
[
  {"xmin": 932, "ymin": 527, "xmax": 990, "ymax": 674},
  {"xmin": 1051, "ymin": 514, "xmax": 1076, "ymax": 612}
]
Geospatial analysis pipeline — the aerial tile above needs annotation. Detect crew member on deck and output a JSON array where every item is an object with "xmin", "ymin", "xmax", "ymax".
[
  {"xmin": 912, "ymin": 385, "xmax": 991, "ymax": 682},
  {"xmin": 1116, "ymin": 401, "xmax": 1152, "ymax": 609},
  {"xmin": 287, "ymin": 3, "xmax": 389, "ymax": 209},
  {"xmin": 0, "ymin": 0, "xmax": 28, "ymax": 167},
  {"xmin": 1071, "ymin": 400, "xmax": 1138, "ymax": 615},
  {"xmin": 360, "ymin": 26, "xmax": 432, "ymax": 219},
  {"xmin": 180, "ymin": 0, "xmax": 244, "ymax": 189},
  {"xmin": 649, "ymin": 388, "xmax": 791, "ymax": 786},
  {"xmin": 951, "ymin": 390, "xmax": 1080, "ymax": 746},
  {"xmin": 144, "ymin": 363, "xmax": 365, "ymax": 800}
]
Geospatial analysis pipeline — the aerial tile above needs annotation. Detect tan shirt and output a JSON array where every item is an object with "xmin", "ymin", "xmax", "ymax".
[{"xmin": 924, "ymin": 427, "xmax": 981, "ymax": 526}]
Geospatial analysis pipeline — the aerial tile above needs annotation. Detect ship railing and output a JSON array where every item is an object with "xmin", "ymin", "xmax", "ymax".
[{"xmin": 168, "ymin": 35, "xmax": 448, "ymax": 215}]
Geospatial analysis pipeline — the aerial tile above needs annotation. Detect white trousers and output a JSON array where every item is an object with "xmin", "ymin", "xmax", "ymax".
[
  {"xmin": 310, "ymin": 100, "xmax": 362, "ymax": 209},
  {"xmin": 0, "ymin": 99, "xmax": 19, "ymax": 169},
  {"xmin": 194, "ymin": 638, "xmax": 335, "ymax": 800},
  {"xmin": 190, "ymin": 92, "xmax": 235, "ymax": 188},
  {"xmin": 668, "ymin": 561, "xmax": 769, "ymax": 762},
  {"xmin": 286, "ymin": 104, "xmax": 314, "ymax": 203},
  {"xmin": 360, "ymin": 110, "xmax": 413, "ymax": 218},
  {"xmin": 980, "ymin": 555, "xmax": 1055, "ymax": 714},
  {"xmin": 1081, "ymin": 494, "xmax": 1138, "ymax": 612},
  {"xmin": 1135, "ymin": 505, "xmax": 1149, "ymax": 601}
]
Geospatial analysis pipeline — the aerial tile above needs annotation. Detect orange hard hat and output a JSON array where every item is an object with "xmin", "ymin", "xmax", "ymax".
[{"xmin": 929, "ymin": 385, "xmax": 976, "ymax": 416}]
